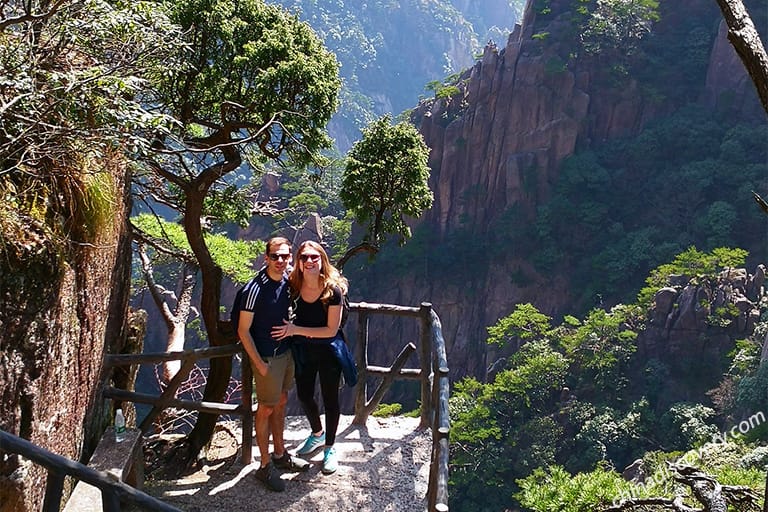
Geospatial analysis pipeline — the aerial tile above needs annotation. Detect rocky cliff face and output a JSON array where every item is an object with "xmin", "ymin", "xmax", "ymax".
[
  {"xmin": 639, "ymin": 264, "xmax": 766, "ymax": 404},
  {"xmin": 352, "ymin": 0, "xmax": 762, "ymax": 384},
  {"xmin": 702, "ymin": 18, "xmax": 764, "ymax": 121},
  {"xmin": 0, "ymin": 161, "xmax": 133, "ymax": 511}
]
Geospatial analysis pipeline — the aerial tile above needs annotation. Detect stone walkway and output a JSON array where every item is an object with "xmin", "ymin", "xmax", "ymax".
[{"xmin": 143, "ymin": 415, "xmax": 432, "ymax": 512}]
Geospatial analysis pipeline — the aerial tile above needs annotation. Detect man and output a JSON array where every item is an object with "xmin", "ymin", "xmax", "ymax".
[{"xmin": 237, "ymin": 236, "xmax": 309, "ymax": 492}]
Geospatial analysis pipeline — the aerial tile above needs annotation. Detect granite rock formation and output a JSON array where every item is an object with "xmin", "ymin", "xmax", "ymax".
[
  {"xmin": 356, "ymin": 0, "xmax": 762, "ymax": 384},
  {"xmin": 0, "ymin": 161, "xmax": 134, "ymax": 512}
]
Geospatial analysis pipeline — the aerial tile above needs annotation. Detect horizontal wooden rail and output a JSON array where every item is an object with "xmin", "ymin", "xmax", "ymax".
[
  {"xmin": 0, "ymin": 430, "xmax": 181, "ymax": 512},
  {"xmin": 103, "ymin": 387, "xmax": 245, "ymax": 415},
  {"xmin": 366, "ymin": 366, "xmax": 422, "ymax": 379},
  {"xmin": 104, "ymin": 343, "xmax": 240, "ymax": 366},
  {"xmin": 350, "ymin": 301, "xmax": 422, "ymax": 316}
]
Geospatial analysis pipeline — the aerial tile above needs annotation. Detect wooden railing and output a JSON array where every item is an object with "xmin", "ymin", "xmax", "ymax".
[
  {"xmin": 350, "ymin": 302, "xmax": 450, "ymax": 512},
  {"xmin": 11, "ymin": 300, "xmax": 451, "ymax": 511},
  {"xmin": 0, "ymin": 429, "xmax": 181, "ymax": 512}
]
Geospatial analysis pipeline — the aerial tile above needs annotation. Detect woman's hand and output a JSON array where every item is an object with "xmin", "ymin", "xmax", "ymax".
[{"xmin": 272, "ymin": 319, "xmax": 294, "ymax": 340}]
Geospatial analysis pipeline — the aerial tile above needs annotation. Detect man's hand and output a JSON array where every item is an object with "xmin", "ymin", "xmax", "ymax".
[{"xmin": 252, "ymin": 357, "xmax": 269, "ymax": 377}]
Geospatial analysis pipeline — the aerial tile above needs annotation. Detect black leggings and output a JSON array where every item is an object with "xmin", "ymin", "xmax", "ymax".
[{"xmin": 295, "ymin": 343, "xmax": 342, "ymax": 446}]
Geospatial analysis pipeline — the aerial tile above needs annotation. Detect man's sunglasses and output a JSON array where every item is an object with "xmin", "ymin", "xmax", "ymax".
[
  {"xmin": 299, "ymin": 253, "xmax": 321, "ymax": 262},
  {"xmin": 268, "ymin": 253, "xmax": 291, "ymax": 261}
]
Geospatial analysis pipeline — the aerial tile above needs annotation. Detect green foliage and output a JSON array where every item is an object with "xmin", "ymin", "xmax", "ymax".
[
  {"xmin": 728, "ymin": 338, "xmax": 761, "ymax": 377},
  {"xmin": 486, "ymin": 303, "xmax": 552, "ymax": 348},
  {"xmin": 448, "ymin": 246, "xmax": 768, "ymax": 510},
  {"xmin": 340, "ymin": 114, "xmax": 433, "ymax": 247},
  {"xmin": 1, "ymin": 0, "xmax": 183, "ymax": 169},
  {"xmin": 495, "ymin": 340, "xmax": 570, "ymax": 410},
  {"xmin": 580, "ymin": 0, "xmax": 660, "ymax": 56},
  {"xmin": 736, "ymin": 364, "xmax": 768, "ymax": 415},
  {"xmin": 425, "ymin": 76, "xmax": 463, "ymax": 100},
  {"xmin": 517, "ymin": 443, "xmax": 766, "ymax": 510},
  {"xmin": 534, "ymin": 0, "xmax": 552, "ymax": 16},
  {"xmin": 203, "ymin": 184, "xmax": 254, "ymax": 228},
  {"xmin": 636, "ymin": 246, "xmax": 748, "ymax": 308},
  {"xmin": 698, "ymin": 201, "xmax": 737, "ymax": 248},
  {"xmin": 132, "ymin": 214, "xmax": 191, "ymax": 254},
  {"xmin": 0, "ymin": 0, "xmax": 182, "ymax": 256},
  {"xmin": 658, "ymin": 403, "xmax": 719, "ymax": 450},
  {"xmin": 132, "ymin": 213, "xmax": 263, "ymax": 283},
  {"xmin": 288, "ymin": 193, "xmax": 329, "ymax": 220},
  {"xmin": 643, "ymin": 358, "xmax": 670, "ymax": 406},
  {"xmin": 738, "ymin": 445, "xmax": 768, "ymax": 470},
  {"xmin": 561, "ymin": 399, "xmax": 650, "ymax": 473},
  {"xmin": 321, "ymin": 213, "xmax": 353, "ymax": 263},
  {"xmin": 516, "ymin": 464, "xmax": 630, "ymax": 511},
  {"xmin": 531, "ymin": 102, "xmax": 765, "ymax": 313},
  {"xmin": 449, "ymin": 340, "xmax": 568, "ymax": 511},
  {"xmin": 372, "ymin": 402, "xmax": 402, "ymax": 417},
  {"xmin": 435, "ymin": 85, "xmax": 460, "ymax": 99},
  {"xmin": 72, "ymin": 158, "xmax": 118, "ymax": 242},
  {"xmin": 449, "ymin": 377, "xmax": 503, "ymax": 445},
  {"xmin": 159, "ymin": 0, "xmax": 341, "ymax": 168},
  {"xmin": 558, "ymin": 306, "xmax": 638, "ymax": 402},
  {"xmin": 205, "ymin": 234, "xmax": 264, "ymax": 284},
  {"xmin": 403, "ymin": 406, "xmax": 421, "ymax": 418}
]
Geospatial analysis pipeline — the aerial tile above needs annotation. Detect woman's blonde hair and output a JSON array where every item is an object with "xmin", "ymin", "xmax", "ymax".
[{"xmin": 289, "ymin": 240, "xmax": 348, "ymax": 304}]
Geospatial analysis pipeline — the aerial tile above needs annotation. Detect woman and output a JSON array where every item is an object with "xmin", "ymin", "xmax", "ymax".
[{"xmin": 272, "ymin": 240, "xmax": 348, "ymax": 474}]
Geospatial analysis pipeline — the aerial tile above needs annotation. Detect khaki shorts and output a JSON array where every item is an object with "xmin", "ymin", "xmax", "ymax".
[{"xmin": 252, "ymin": 350, "xmax": 295, "ymax": 406}]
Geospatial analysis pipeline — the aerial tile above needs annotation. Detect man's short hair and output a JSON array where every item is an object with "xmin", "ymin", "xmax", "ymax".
[{"xmin": 265, "ymin": 236, "xmax": 291, "ymax": 255}]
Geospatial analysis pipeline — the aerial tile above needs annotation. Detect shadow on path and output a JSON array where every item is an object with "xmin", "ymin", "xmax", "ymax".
[{"xmin": 142, "ymin": 415, "xmax": 432, "ymax": 512}]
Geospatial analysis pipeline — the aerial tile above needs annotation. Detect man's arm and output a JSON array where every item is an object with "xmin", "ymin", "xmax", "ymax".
[{"xmin": 238, "ymin": 310, "xmax": 269, "ymax": 377}]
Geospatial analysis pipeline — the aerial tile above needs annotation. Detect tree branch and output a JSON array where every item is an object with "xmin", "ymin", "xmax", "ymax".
[
  {"xmin": 714, "ymin": 0, "xmax": 768, "ymax": 115},
  {"xmin": 602, "ymin": 463, "xmax": 761, "ymax": 512},
  {"xmin": 335, "ymin": 241, "xmax": 379, "ymax": 270}
]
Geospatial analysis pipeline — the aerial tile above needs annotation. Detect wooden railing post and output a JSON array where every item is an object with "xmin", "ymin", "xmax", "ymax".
[
  {"xmin": 102, "ymin": 489, "xmax": 121, "ymax": 512},
  {"xmin": 428, "ymin": 308, "xmax": 450, "ymax": 512},
  {"xmin": 241, "ymin": 353, "xmax": 253, "ymax": 464},
  {"xmin": 42, "ymin": 470, "xmax": 65, "ymax": 512},
  {"xmin": 138, "ymin": 358, "xmax": 196, "ymax": 433},
  {"xmin": 353, "ymin": 309, "xmax": 370, "ymax": 420},
  {"xmin": 419, "ymin": 302, "xmax": 433, "ymax": 428}
]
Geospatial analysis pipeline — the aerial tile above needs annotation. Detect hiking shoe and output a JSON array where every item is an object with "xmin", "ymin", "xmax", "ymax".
[
  {"xmin": 255, "ymin": 462, "xmax": 285, "ymax": 492},
  {"xmin": 272, "ymin": 452, "xmax": 310, "ymax": 472},
  {"xmin": 322, "ymin": 447, "xmax": 337, "ymax": 474},
  {"xmin": 296, "ymin": 432, "xmax": 325, "ymax": 455}
]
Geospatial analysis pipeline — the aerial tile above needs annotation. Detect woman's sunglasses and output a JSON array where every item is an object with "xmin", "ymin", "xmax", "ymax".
[{"xmin": 299, "ymin": 253, "xmax": 321, "ymax": 262}]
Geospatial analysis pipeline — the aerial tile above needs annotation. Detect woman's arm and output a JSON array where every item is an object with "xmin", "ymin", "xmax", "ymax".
[{"xmin": 273, "ymin": 303, "xmax": 342, "ymax": 340}]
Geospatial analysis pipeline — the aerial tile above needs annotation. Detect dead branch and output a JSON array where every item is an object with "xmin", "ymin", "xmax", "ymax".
[{"xmin": 603, "ymin": 463, "xmax": 761, "ymax": 512}]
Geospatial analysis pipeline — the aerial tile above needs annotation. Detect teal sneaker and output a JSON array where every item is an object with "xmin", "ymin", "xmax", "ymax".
[
  {"xmin": 322, "ymin": 447, "xmax": 337, "ymax": 474},
  {"xmin": 296, "ymin": 432, "xmax": 325, "ymax": 455}
]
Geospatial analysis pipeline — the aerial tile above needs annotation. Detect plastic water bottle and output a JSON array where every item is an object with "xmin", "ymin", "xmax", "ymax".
[{"xmin": 114, "ymin": 408, "xmax": 126, "ymax": 443}]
